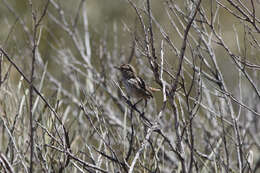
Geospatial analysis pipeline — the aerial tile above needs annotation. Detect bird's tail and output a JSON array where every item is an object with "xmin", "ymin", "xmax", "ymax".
[{"xmin": 148, "ymin": 87, "xmax": 161, "ymax": 92}]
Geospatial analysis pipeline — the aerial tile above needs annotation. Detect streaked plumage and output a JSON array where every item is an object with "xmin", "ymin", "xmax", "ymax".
[{"xmin": 115, "ymin": 64, "xmax": 155, "ymax": 99}]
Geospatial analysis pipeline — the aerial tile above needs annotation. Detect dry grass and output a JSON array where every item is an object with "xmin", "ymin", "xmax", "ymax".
[{"xmin": 0, "ymin": 0, "xmax": 260, "ymax": 172}]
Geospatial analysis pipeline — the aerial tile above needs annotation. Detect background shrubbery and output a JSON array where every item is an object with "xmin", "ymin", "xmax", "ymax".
[{"xmin": 0, "ymin": 0, "xmax": 259, "ymax": 172}]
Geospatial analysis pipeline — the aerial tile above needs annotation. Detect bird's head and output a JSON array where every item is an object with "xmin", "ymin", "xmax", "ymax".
[{"xmin": 115, "ymin": 64, "xmax": 137, "ymax": 79}]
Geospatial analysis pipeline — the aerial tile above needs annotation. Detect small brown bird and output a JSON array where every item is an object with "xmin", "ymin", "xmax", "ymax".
[{"xmin": 115, "ymin": 64, "xmax": 159, "ymax": 100}]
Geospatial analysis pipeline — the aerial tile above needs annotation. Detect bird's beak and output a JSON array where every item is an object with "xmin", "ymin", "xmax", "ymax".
[{"xmin": 114, "ymin": 66, "xmax": 120, "ymax": 70}]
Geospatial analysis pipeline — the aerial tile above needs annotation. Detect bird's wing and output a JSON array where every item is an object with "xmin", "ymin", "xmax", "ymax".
[{"xmin": 136, "ymin": 77, "xmax": 153, "ymax": 97}]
